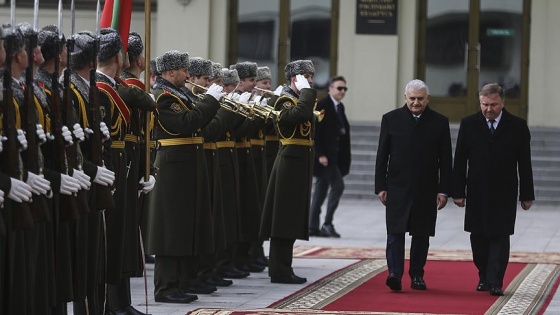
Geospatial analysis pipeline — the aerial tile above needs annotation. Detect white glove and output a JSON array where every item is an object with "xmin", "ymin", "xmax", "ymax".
[
  {"xmin": 0, "ymin": 189, "xmax": 3, "ymax": 204},
  {"xmin": 273, "ymin": 85, "xmax": 283, "ymax": 96},
  {"xmin": 139, "ymin": 175, "xmax": 156, "ymax": 194},
  {"xmin": 93, "ymin": 166, "xmax": 115, "ymax": 186},
  {"xmin": 72, "ymin": 169, "xmax": 91, "ymax": 190},
  {"xmin": 72, "ymin": 123, "xmax": 85, "ymax": 142},
  {"xmin": 238, "ymin": 92, "xmax": 252, "ymax": 103},
  {"xmin": 148, "ymin": 93, "xmax": 156, "ymax": 102},
  {"xmin": 17, "ymin": 129, "xmax": 28, "ymax": 151},
  {"xmin": 26, "ymin": 172, "xmax": 51, "ymax": 195},
  {"xmin": 205, "ymin": 83, "xmax": 225, "ymax": 101},
  {"xmin": 259, "ymin": 98, "xmax": 268, "ymax": 106},
  {"xmin": 100, "ymin": 122, "xmax": 110, "ymax": 141},
  {"xmin": 7, "ymin": 178, "xmax": 33, "ymax": 202},
  {"xmin": 60, "ymin": 173, "xmax": 80, "ymax": 195},
  {"xmin": 62, "ymin": 126, "xmax": 73, "ymax": 146},
  {"xmin": 84, "ymin": 128, "xmax": 94, "ymax": 137},
  {"xmin": 295, "ymin": 74, "xmax": 310, "ymax": 91},
  {"xmin": 0, "ymin": 136, "xmax": 5, "ymax": 153},
  {"xmin": 229, "ymin": 92, "xmax": 241, "ymax": 101},
  {"xmin": 36, "ymin": 124, "xmax": 48, "ymax": 143}
]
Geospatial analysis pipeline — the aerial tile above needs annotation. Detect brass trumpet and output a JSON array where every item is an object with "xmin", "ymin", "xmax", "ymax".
[
  {"xmin": 252, "ymin": 87, "xmax": 325, "ymax": 122},
  {"xmin": 189, "ymin": 82, "xmax": 254, "ymax": 119}
]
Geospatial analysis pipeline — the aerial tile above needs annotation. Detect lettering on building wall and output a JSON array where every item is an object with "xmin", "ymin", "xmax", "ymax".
[{"xmin": 356, "ymin": 0, "xmax": 398, "ymax": 35}]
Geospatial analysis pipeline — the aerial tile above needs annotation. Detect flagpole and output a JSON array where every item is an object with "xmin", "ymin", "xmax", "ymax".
[
  {"xmin": 144, "ymin": 0, "xmax": 151, "ymax": 182},
  {"xmin": 141, "ymin": 1, "xmax": 152, "ymax": 314}
]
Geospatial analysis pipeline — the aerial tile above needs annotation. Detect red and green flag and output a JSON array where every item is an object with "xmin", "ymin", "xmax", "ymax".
[{"xmin": 100, "ymin": 0, "xmax": 133, "ymax": 53}]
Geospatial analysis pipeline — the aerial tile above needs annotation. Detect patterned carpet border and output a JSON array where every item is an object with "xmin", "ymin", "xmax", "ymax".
[
  {"xmin": 293, "ymin": 246, "xmax": 560, "ymax": 264},
  {"xmin": 187, "ymin": 309, "xmax": 458, "ymax": 315}
]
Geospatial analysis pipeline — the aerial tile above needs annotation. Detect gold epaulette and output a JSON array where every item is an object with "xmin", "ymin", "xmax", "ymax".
[
  {"xmin": 158, "ymin": 137, "xmax": 204, "ymax": 146},
  {"xmin": 279, "ymin": 139, "xmax": 314, "ymax": 146}
]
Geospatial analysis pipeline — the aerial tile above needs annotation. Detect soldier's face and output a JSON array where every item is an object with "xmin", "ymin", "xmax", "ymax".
[
  {"xmin": 239, "ymin": 77, "xmax": 255, "ymax": 92},
  {"xmin": 256, "ymin": 79, "xmax": 271, "ymax": 92}
]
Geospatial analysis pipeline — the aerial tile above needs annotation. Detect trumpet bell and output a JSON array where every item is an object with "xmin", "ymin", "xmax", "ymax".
[{"xmin": 314, "ymin": 109, "xmax": 325, "ymax": 122}]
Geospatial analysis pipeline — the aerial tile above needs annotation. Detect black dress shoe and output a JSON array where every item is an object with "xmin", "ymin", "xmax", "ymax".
[
  {"xmin": 271, "ymin": 274, "xmax": 307, "ymax": 284},
  {"xmin": 205, "ymin": 275, "xmax": 233, "ymax": 287},
  {"xmin": 154, "ymin": 291, "xmax": 198, "ymax": 304},
  {"xmin": 237, "ymin": 263, "xmax": 265, "ymax": 273},
  {"xmin": 219, "ymin": 267, "xmax": 250, "ymax": 279},
  {"xmin": 489, "ymin": 285, "xmax": 504, "ymax": 296},
  {"xmin": 386, "ymin": 273, "xmax": 402, "ymax": 291},
  {"xmin": 411, "ymin": 276, "xmax": 427, "ymax": 290},
  {"xmin": 309, "ymin": 229, "xmax": 323, "ymax": 236},
  {"xmin": 181, "ymin": 283, "xmax": 217, "ymax": 294},
  {"xmin": 321, "ymin": 224, "xmax": 341, "ymax": 238},
  {"xmin": 476, "ymin": 281, "xmax": 489, "ymax": 291}
]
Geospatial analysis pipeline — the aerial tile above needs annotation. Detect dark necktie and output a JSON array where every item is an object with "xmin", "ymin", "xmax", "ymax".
[
  {"xmin": 489, "ymin": 119, "xmax": 496, "ymax": 134},
  {"xmin": 336, "ymin": 104, "xmax": 346, "ymax": 135}
]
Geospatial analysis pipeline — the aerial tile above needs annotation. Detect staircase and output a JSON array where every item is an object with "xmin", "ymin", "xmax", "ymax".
[{"xmin": 343, "ymin": 123, "xmax": 560, "ymax": 204}]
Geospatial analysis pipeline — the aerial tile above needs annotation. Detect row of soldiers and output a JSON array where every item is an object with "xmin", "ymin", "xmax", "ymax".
[{"xmin": 0, "ymin": 21, "xmax": 318, "ymax": 314}]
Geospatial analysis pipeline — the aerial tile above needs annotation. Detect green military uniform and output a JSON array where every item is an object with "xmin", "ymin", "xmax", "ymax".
[
  {"xmin": 260, "ymin": 85, "xmax": 317, "ymax": 279},
  {"xmin": 148, "ymin": 74, "xmax": 219, "ymax": 297}
]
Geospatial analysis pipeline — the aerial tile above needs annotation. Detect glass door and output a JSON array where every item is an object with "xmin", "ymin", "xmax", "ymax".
[{"xmin": 417, "ymin": 0, "xmax": 529, "ymax": 121}]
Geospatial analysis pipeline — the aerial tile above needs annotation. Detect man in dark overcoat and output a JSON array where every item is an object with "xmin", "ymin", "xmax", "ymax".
[
  {"xmin": 260, "ymin": 60, "xmax": 317, "ymax": 284},
  {"xmin": 309, "ymin": 75, "xmax": 351, "ymax": 238},
  {"xmin": 375, "ymin": 79, "xmax": 452, "ymax": 291},
  {"xmin": 452, "ymin": 83, "xmax": 534, "ymax": 296},
  {"xmin": 147, "ymin": 50, "xmax": 223, "ymax": 303}
]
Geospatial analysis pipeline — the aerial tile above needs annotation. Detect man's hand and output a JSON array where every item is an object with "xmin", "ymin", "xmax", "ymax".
[
  {"xmin": 62, "ymin": 126, "xmax": 74, "ymax": 146},
  {"xmin": 318, "ymin": 156, "xmax": 328, "ymax": 167},
  {"xmin": 205, "ymin": 83, "xmax": 225, "ymax": 101},
  {"xmin": 26, "ymin": 172, "xmax": 51, "ymax": 195},
  {"xmin": 72, "ymin": 169, "xmax": 92, "ymax": 190},
  {"xmin": 294, "ymin": 74, "xmax": 310, "ymax": 92},
  {"xmin": 93, "ymin": 166, "xmax": 115, "ymax": 186},
  {"xmin": 139, "ymin": 175, "xmax": 156, "ymax": 194},
  {"xmin": 7, "ymin": 178, "xmax": 33, "ymax": 202},
  {"xmin": 238, "ymin": 92, "xmax": 252, "ymax": 104},
  {"xmin": 521, "ymin": 200, "xmax": 533, "ymax": 211},
  {"xmin": 437, "ymin": 194, "xmax": 448, "ymax": 210},
  {"xmin": 72, "ymin": 123, "xmax": 85, "ymax": 142},
  {"xmin": 36, "ymin": 124, "xmax": 48, "ymax": 144},
  {"xmin": 378, "ymin": 191, "xmax": 387, "ymax": 206},
  {"xmin": 100, "ymin": 122, "xmax": 110, "ymax": 141},
  {"xmin": 60, "ymin": 174, "xmax": 80, "ymax": 195},
  {"xmin": 273, "ymin": 85, "xmax": 283, "ymax": 96},
  {"xmin": 16, "ymin": 129, "xmax": 28, "ymax": 151},
  {"xmin": 454, "ymin": 198, "xmax": 465, "ymax": 207}
]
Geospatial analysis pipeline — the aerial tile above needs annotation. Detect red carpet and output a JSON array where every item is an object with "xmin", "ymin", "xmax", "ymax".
[
  {"xmin": 322, "ymin": 260, "xmax": 525, "ymax": 314},
  {"xmin": 188, "ymin": 258, "xmax": 560, "ymax": 315}
]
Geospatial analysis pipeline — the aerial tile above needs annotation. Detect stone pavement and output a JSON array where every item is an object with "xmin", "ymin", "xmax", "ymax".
[{"xmin": 68, "ymin": 198, "xmax": 560, "ymax": 314}]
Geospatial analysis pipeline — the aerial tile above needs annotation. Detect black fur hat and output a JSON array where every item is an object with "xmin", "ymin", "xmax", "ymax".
[
  {"xmin": 98, "ymin": 28, "xmax": 122, "ymax": 62},
  {"xmin": 209, "ymin": 62, "xmax": 223, "ymax": 81},
  {"xmin": 189, "ymin": 57, "xmax": 213, "ymax": 77},
  {"xmin": 71, "ymin": 31, "xmax": 96, "ymax": 69},
  {"xmin": 38, "ymin": 26, "xmax": 64, "ymax": 61},
  {"xmin": 127, "ymin": 32, "xmax": 143, "ymax": 63},
  {"xmin": 3, "ymin": 25, "xmax": 25, "ymax": 57},
  {"xmin": 156, "ymin": 50, "xmax": 189, "ymax": 73},
  {"xmin": 222, "ymin": 68, "xmax": 240, "ymax": 86},
  {"xmin": 149, "ymin": 58, "xmax": 159, "ymax": 75},
  {"xmin": 256, "ymin": 66, "xmax": 271, "ymax": 81},
  {"xmin": 231, "ymin": 61, "xmax": 257, "ymax": 79},
  {"xmin": 284, "ymin": 60, "xmax": 315, "ymax": 80},
  {"xmin": 17, "ymin": 23, "xmax": 38, "ymax": 50}
]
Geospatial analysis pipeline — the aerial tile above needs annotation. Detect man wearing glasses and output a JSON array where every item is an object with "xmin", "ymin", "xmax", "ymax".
[{"xmin": 309, "ymin": 76, "xmax": 351, "ymax": 238}]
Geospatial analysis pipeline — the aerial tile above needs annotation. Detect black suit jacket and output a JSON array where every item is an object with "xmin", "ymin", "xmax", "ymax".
[
  {"xmin": 452, "ymin": 109, "xmax": 534, "ymax": 236},
  {"xmin": 313, "ymin": 95, "xmax": 351, "ymax": 176}
]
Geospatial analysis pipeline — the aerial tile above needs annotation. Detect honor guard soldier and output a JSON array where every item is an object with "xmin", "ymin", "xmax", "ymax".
[
  {"xmin": 147, "ymin": 50, "xmax": 223, "ymax": 303},
  {"xmin": 260, "ymin": 60, "xmax": 318, "ymax": 284},
  {"xmin": 68, "ymin": 30, "xmax": 116, "ymax": 315},
  {"xmin": 186, "ymin": 57, "xmax": 236, "ymax": 289},
  {"xmin": 230, "ymin": 61, "xmax": 266, "ymax": 274}
]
